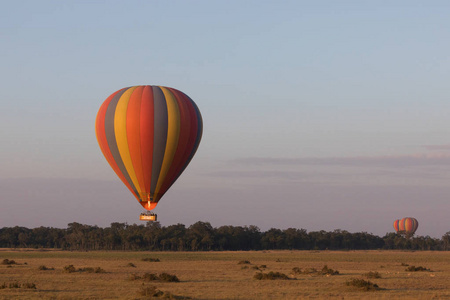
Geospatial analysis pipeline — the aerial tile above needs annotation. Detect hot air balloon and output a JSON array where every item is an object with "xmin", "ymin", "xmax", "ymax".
[
  {"xmin": 95, "ymin": 86, "xmax": 203, "ymax": 221},
  {"xmin": 393, "ymin": 217, "xmax": 419, "ymax": 236}
]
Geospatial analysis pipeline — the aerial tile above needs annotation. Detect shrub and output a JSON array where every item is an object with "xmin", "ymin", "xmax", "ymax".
[
  {"xmin": 38, "ymin": 265, "xmax": 54, "ymax": 271},
  {"xmin": 158, "ymin": 272, "xmax": 180, "ymax": 282},
  {"xmin": 94, "ymin": 267, "xmax": 106, "ymax": 273},
  {"xmin": 63, "ymin": 265, "xmax": 76, "ymax": 273},
  {"xmin": 302, "ymin": 267, "xmax": 317, "ymax": 274},
  {"xmin": 127, "ymin": 262, "xmax": 136, "ymax": 268},
  {"xmin": 259, "ymin": 265, "xmax": 267, "ymax": 269},
  {"xmin": 141, "ymin": 257, "xmax": 160, "ymax": 262},
  {"xmin": 8, "ymin": 282, "xmax": 20, "ymax": 289},
  {"xmin": 137, "ymin": 285, "xmax": 164, "ymax": 297},
  {"xmin": 137, "ymin": 285, "xmax": 190, "ymax": 299},
  {"xmin": 79, "ymin": 267, "xmax": 95, "ymax": 273},
  {"xmin": 253, "ymin": 271, "xmax": 290, "ymax": 280},
  {"xmin": 319, "ymin": 265, "xmax": 339, "ymax": 275},
  {"xmin": 238, "ymin": 260, "xmax": 251, "ymax": 265},
  {"xmin": 22, "ymin": 282, "xmax": 37, "ymax": 289},
  {"xmin": 345, "ymin": 278, "xmax": 380, "ymax": 291},
  {"xmin": 0, "ymin": 283, "xmax": 7, "ymax": 289},
  {"xmin": 142, "ymin": 273, "xmax": 159, "ymax": 281},
  {"xmin": 406, "ymin": 265, "xmax": 430, "ymax": 272},
  {"xmin": 1, "ymin": 259, "xmax": 17, "ymax": 265},
  {"xmin": 364, "ymin": 271, "xmax": 381, "ymax": 279},
  {"xmin": 292, "ymin": 267, "xmax": 302, "ymax": 275},
  {"xmin": 401, "ymin": 262, "xmax": 409, "ymax": 266}
]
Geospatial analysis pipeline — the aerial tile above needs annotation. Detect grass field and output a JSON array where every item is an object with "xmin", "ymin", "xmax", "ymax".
[{"xmin": 0, "ymin": 249, "xmax": 449, "ymax": 299}]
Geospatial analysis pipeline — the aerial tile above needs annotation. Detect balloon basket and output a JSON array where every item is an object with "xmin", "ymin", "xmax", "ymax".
[{"xmin": 139, "ymin": 212, "xmax": 157, "ymax": 221}]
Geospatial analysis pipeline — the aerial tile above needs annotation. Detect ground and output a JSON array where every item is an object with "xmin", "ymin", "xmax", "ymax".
[{"xmin": 0, "ymin": 249, "xmax": 449, "ymax": 299}]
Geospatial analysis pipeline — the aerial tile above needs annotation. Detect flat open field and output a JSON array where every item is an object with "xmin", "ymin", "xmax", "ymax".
[{"xmin": 0, "ymin": 249, "xmax": 449, "ymax": 299}]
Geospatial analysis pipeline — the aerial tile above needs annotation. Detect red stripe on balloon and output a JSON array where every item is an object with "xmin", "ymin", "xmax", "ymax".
[{"xmin": 140, "ymin": 86, "xmax": 155, "ymax": 196}]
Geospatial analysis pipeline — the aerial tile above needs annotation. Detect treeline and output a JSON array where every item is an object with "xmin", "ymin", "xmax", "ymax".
[{"xmin": 0, "ymin": 222, "xmax": 449, "ymax": 251}]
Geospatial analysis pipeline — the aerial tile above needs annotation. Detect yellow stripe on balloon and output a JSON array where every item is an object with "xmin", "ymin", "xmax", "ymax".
[
  {"xmin": 114, "ymin": 86, "xmax": 142, "ymax": 197},
  {"xmin": 154, "ymin": 87, "xmax": 180, "ymax": 199}
]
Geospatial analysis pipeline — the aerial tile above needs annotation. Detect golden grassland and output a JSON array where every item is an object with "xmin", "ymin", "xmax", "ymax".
[{"xmin": 0, "ymin": 249, "xmax": 449, "ymax": 299}]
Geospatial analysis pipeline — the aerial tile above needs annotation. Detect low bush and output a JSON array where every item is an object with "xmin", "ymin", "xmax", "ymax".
[
  {"xmin": 127, "ymin": 262, "xmax": 136, "ymax": 268},
  {"xmin": 1, "ymin": 259, "xmax": 17, "ymax": 265},
  {"xmin": 22, "ymin": 282, "xmax": 37, "ymax": 289},
  {"xmin": 63, "ymin": 265, "xmax": 76, "ymax": 273},
  {"xmin": 94, "ymin": 267, "xmax": 106, "ymax": 273},
  {"xmin": 254, "ymin": 271, "xmax": 290, "ymax": 280},
  {"xmin": 141, "ymin": 257, "xmax": 160, "ymax": 262},
  {"xmin": 345, "ymin": 278, "xmax": 380, "ymax": 291},
  {"xmin": 137, "ymin": 285, "xmax": 164, "ymax": 297},
  {"xmin": 137, "ymin": 285, "xmax": 191, "ymax": 299},
  {"xmin": 364, "ymin": 271, "xmax": 381, "ymax": 279},
  {"xmin": 64, "ymin": 265, "xmax": 105, "ymax": 273},
  {"xmin": 38, "ymin": 265, "xmax": 54, "ymax": 271},
  {"xmin": 292, "ymin": 265, "xmax": 338, "ymax": 276},
  {"xmin": 319, "ymin": 265, "xmax": 339, "ymax": 275},
  {"xmin": 158, "ymin": 272, "xmax": 180, "ymax": 282},
  {"xmin": 406, "ymin": 265, "xmax": 430, "ymax": 272},
  {"xmin": 79, "ymin": 267, "xmax": 95, "ymax": 273},
  {"xmin": 0, "ymin": 282, "xmax": 36, "ymax": 289},
  {"xmin": 302, "ymin": 267, "xmax": 318, "ymax": 274},
  {"xmin": 142, "ymin": 273, "xmax": 159, "ymax": 281},
  {"xmin": 129, "ymin": 272, "xmax": 180, "ymax": 282},
  {"xmin": 238, "ymin": 260, "xmax": 251, "ymax": 265}
]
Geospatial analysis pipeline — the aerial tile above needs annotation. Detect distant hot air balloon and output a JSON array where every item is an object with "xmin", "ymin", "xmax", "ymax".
[
  {"xmin": 95, "ymin": 86, "xmax": 203, "ymax": 221},
  {"xmin": 393, "ymin": 219, "xmax": 400, "ymax": 233},
  {"xmin": 393, "ymin": 217, "xmax": 419, "ymax": 236}
]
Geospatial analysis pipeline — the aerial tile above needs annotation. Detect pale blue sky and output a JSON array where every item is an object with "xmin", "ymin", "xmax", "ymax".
[{"xmin": 1, "ymin": 1, "xmax": 449, "ymax": 237}]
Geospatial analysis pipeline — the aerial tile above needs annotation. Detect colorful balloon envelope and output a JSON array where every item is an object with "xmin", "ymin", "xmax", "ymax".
[
  {"xmin": 95, "ymin": 86, "xmax": 202, "ymax": 212},
  {"xmin": 393, "ymin": 217, "xmax": 418, "ymax": 235}
]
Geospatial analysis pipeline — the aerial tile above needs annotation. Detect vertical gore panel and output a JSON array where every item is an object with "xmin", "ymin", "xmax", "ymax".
[
  {"xmin": 96, "ymin": 89, "xmax": 122, "ymax": 167},
  {"xmin": 150, "ymin": 86, "xmax": 168, "ymax": 197},
  {"xmin": 126, "ymin": 86, "xmax": 146, "ymax": 200},
  {"xmin": 154, "ymin": 87, "xmax": 180, "ymax": 199},
  {"xmin": 140, "ymin": 86, "xmax": 154, "ymax": 196},
  {"xmin": 399, "ymin": 218, "xmax": 405, "ymax": 231},
  {"xmin": 105, "ymin": 88, "xmax": 139, "ymax": 198}
]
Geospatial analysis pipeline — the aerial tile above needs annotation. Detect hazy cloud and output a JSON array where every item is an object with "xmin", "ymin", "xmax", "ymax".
[
  {"xmin": 231, "ymin": 153, "xmax": 450, "ymax": 167},
  {"xmin": 422, "ymin": 144, "xmax": 450, "ymax": 151}
]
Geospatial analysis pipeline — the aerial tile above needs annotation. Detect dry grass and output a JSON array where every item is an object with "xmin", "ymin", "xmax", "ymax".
[{"xmin": 0, "ymin": 249, "xmax": 449, "ymax": 299}]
